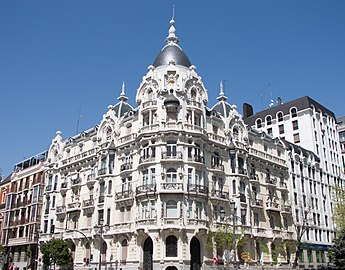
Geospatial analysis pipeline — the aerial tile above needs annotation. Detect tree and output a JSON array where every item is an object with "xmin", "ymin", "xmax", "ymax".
[
  {"xmin": 333, "ymin": 185, "xmax": 345, "ymax": 231},
  {"xmin": 292, "ymin": 198, "xmax": 314, "ymax": 268},
  {"xmin": 41, "ymin": 239, "xmax": 72, "ymax": 270},
  {"xmin": 330, "ymin": 228, "xmax": 345, "ymax": 268}
]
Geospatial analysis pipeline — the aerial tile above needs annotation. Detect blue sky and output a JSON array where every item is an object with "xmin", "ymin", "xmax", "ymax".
[{"xmin": 1, "ymin": 0, "xmax": 345, "ymax": 177}]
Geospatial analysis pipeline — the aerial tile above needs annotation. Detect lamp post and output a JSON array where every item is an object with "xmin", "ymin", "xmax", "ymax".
[
  {"xmin": 220, "ymin": 201, "xmax": 247, "ymax": 270},
  {"xmin": 94, "ymin": 219, "xmax": 109, "ymax": 270}
]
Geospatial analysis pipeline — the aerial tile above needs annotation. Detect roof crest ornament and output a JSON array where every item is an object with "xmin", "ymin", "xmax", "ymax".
[
  {"xmin": 117, "ymin": 81, "xmax": 129, "ymax": 102},
  {"xmin": 165, "ymin": 5, "xmax": 179, "ymax": 45},
  {"xmin": 216, "ymin": 80, "xmax": 228, "ymax": 101}
]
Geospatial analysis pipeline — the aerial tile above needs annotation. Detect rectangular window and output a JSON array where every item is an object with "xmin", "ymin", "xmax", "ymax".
[
  {"xmin": 294, "ymin": 133, "xmax": 300, "ymax": 143},
  {"xmin": 292, "ymin": 120, "xmax": 299, "ymax": 130},
  {"xmin": 279, "ymin": 124, "xmax": 284, "ymax": 134},
  {"xmin": 254, "ymin": 212, "xmax": 259, "ymax": 226},
  {"xmin": 98, "ymin": 209, "xmax": 104, "ymax": 224},
  {"xmin": 267, "ymin": 128, "xmax": 273, "ymax": 136}
]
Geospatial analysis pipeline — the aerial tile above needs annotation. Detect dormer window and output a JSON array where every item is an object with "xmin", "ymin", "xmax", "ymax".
[
  {"xmin": 256, "ymin": 119, "xmax": 262, "ymax": 128},
  {"xmin": 277, "ymin": 112, "xmax": 283, "ymax": 122},
  {"xmin": 291, "ymin": 107, "xmax": 297, "ymax": 118},
  {"xmin": 266, "ymin": 116, "xmax": 272, "ymax": 125}
]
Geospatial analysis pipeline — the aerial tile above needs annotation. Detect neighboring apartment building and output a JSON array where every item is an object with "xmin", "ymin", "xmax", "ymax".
[
  {"xmin": 1, "ymin": 151, "xmax": 47, "ymax": 270},
  {"xmin": 0, "ymin": 175, "xmax": 11, "ymax": 246},
  {"xmin": 244, "ymin": 97, "xmax": 343, "ymax": 267},
  {"xmin": 336, "ymin": 116, "xmax": 345, "ymax": 173},
  {"xmin": 40, "ymin": 19, "xmax": 295, "ymax": 270}
]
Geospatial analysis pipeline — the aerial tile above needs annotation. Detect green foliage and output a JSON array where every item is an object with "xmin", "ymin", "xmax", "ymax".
[
  {"xmin": 330, "ymin": 228, "xmax": 345, "ymax": 268},
  {"xmin": 333, "ymin": 185, "xmax": 345, "ymax": 231},
  {"xmin": 207, "ymin": 226, "xmax": 235, "ymax": 256},
  {"xmin": 41, "ymin": 239, "xmax": 72, "ymax": 269}
]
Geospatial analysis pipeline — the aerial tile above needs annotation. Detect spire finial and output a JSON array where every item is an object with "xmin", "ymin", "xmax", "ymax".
[
  {"xmin": 165, "ymin": 6, "xmax": 179, "ymax": 45},
  {"xmin": 217, "ymin": 80, "xmax": 228, "ymax": 101},
  {"xmin": 117, "ymin": 81, "xmax": 128, "ymax": 102},
  {"xmin": 172, "ymin": 4, "xmax": 175, "ymax": 21}
]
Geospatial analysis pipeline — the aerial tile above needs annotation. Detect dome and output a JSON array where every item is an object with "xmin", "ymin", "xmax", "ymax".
[
  {"xmin": 113, "ymin": 82, "xmax": 133, "ymax": 118},
  {"xmin": 211, "ymin": 81, "xmax": 232, "ymax": 118},
  {"xmin": 113, "ymin": 102, "xmax": 133, "ymax": 118},
  {"xmin": 153, "ymin": 18, "xmax": 191, "ymax": 68},
  {"xmin": 153, "ymin": 45, "xmax": 191, "ymax": 68}
]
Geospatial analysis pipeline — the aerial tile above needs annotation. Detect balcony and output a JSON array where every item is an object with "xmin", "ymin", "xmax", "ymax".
[
  {"xmin": 120, "ymin": 162, "xmax": 133, "ymax": 172},
  {"xmin": 45, "ymin": 185, "xmax": 52, "ymax": 192},
  {"xmin": 161, "ymin": 151, "xmax": 183, "ymax": 161},
  {"xmin": 139, "ymin": 155, "xmax": 155, "ymax": 163},
  {"xmin": 277, "ymin": 181, "xmax": 288, "ymax": 190},
  {"xmin": 83, "ymin": 199, "xmax": 95, "ymax": 214},
  {"xmin": 281, "ymin": 203, "xmax": 292, "ymax": 214},
  {"xmin": 7, "ymin": 237, "xmax": 32, "ymax": 246},
  {"xmin": 136, "ymin": 219, "xmax": 156, "ymax": 231},
  {"xmin": 251, "ymin": 198, "xmax": 264, "ymax": 208},
  {"xmin": 161, "ymin": 217, "xmax": 183, "ymax": 227},
  {"xmin": 71, "ymin": 178, "xmax": 81, "ymax": 188},
  {"xmin": 266, "ymin": 201, "xmax": 280, "ymax": 212},
  {"xmin": 113, "ymin": 222, "xmax": 132, "ymax": 233},
  {"xmin": 187, "ymin": 184, "xmax": 208, "ymax": 195},
  {"xmin": 161, "ymin": 182, "xmax": 183, "ymax": 192},
  {"xmin": 67, "ymin": 201, "xmax": 81, "ymax": 212},
  {"xmin": 249, "ymin": 174, "xmax": 259, "ymax": 183},
  {"xmin": 115, "ymin": 190, "xmax": 134, "ymax": 206},
  {"xmin": 187, "ymin": 100, "xmax": 202, "ymax": 109},
  {"xmin": 253, "ymin": 227, "xmax": 267, "ymax": 238},
  {"xmin": 142, "ymin": 100, "xmax": 157, "ymax": 108},
  {"xmin": 207, "ymin": 133, "xmax": 226, "ymax": 144},
  {"xmin": 87, "ymin": 174, "xmax": 97, "ymax": 188},
  {"xmin": 238, "ymin": 168, "xmax": 247, "ymax": 176},
  {"xmin": 211, "ymin": 163, "xmax": 224, "ymax": 172},
  {"xmin": 98, "ymin": 195, "xmax": 105, "ymax": 204},
  {"xmin": 265, "ymin": 178, "xmax": 277, "ymax": 186},
  {"xmin": 282, "ymin": 231, "xmax": 295, "ymax": 240},
  {"xmin": 239, "ymin": 193, "xmax": 247, "ymax": 203},
  {"xmin": 136, "ymin": 184, "xmax": 156, "ymax": 196},
  {"xmin": 56, "ymin": 206, "xmax": 66, "ymax": 219},
  {"xmin": 210, "ymin": 189, "xmax": 229, "ymax": 200},
  {"xmin": 193, "ymin": 155, "xmax": 205, "ymax": 164}
]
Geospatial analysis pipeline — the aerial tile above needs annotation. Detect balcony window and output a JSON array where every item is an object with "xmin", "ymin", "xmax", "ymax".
[
  {"xmin": 166, "ymin": 200, "xmax": 177, "ymax": 218},
  {"xmin": 166, "ymin": 169, "xmax": 177, "ymax": 183},
  {"xmin": 166, "ymin": 235, "xmax": 177, "ymax": 257},
  {"xmin": 292, "ymin": 120, "xmax": 299, "ymax": 131},
  {"xmin": 195, "ymin": 201, "xmax": 202, "ymax": 219},
  {"xmin": 167, "ymin": 142, "xmax": 177, "ymax": 157}
]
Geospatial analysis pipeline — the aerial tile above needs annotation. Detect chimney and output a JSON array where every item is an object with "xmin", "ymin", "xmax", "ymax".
[
  {"xmin": 277, "ymin": 97, "xmax": 282, "ymax": 105},
  {"xmin": 243, "ymin": 103, "xmax": 253, "ymax": 118}
]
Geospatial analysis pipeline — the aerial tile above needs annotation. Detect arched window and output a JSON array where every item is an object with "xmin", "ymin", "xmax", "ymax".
[
  {"xmin": 291, "ymin": 107, "xmax": 297, "ymax": 118},
  {"xmin": 256, "ymin": 118, "xmax": 262, "ymax": 128},
  {"xmin": 232, "ymin": 180, "xmax": 236, "ymax": 194},
  {"xmin": 277, "ymin": 112, "xmax": 283, "ymax": 122},
  {"xmin": 266, "ymin": 116, "xmax": 272, "ymax": 125},
  {"xmin": 166, "ymin": 235, "xmax": 178, "ymax": 257},
  {"xmin": 166, "ymin": 200, "xmax": 177, "ymax": 218},
  {"xmin": 121, "ymin": 239, "xmax": 128, "ymax": 261},
  {"xmin": 191, "ymin": 89, "xmax": 197, "ymax": 100},
  {"xmin": 233, "ymin": 127, "xmax": 239, "ymax": 140},
  {"xmin": 166, "ymin": 169, "xmax": 177, "ymax": 183}
]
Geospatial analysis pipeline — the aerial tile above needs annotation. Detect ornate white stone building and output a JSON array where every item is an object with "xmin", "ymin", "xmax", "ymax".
[{"xmin": 40, "ymin": 19, "xmax": 296, "ymax": 270}]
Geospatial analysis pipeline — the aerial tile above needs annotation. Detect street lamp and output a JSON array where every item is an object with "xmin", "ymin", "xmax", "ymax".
[
  {"xmin": 220, "ymin": 201, "xmax": 247, "ymax": 270},
  {"xmin": 94, "ymin": 219, "xmax": 109, "ymax": 270}
]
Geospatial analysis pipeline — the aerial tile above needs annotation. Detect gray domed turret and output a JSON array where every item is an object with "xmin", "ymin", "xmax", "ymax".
[
  {"xmin": 211, "ymin": 81, "xmax": 232, "ymax": 118},
  {"xmin": 113, "ymin": 82, "xmax": 133, "ymax": 117},
  {"xmin": 153, "ymin": 19, "xmax": 191, "ymax": 68}
]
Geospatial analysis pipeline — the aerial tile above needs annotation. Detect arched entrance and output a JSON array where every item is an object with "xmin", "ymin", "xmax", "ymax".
[
  {"xmin": 190, "ymin": 237, "xmax": 201, "ymax": 270},
  {"xmin": 143, "ymin": 237, "xmax": 153, "ymax": 270},
  {"xmin": 166, "ymin": 267, "xmax": 178, "ymax": 270}
]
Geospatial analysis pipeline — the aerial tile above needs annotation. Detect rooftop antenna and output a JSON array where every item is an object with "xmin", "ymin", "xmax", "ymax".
[
  {"xmin": 76, "ymin": 102, "xmax": 83, "ymax": 134},
  {"xmin": 268, "ymin": 82, "xmax": 274, "ymax": 107}
]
